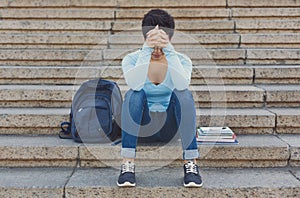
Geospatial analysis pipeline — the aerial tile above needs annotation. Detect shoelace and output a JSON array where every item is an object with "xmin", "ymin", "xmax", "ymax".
[
  {"xmin": 185, "ymin": 161, "xmax": 198, "ymax": 174},
  {"xmin": 121, "ymin": 162, "xmax": 135, "ymax": 174}
]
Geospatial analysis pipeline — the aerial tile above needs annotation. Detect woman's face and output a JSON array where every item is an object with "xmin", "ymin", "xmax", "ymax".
[{"xmin": 151, "ymin": 47, "xmax": 164, "ymax": 60}]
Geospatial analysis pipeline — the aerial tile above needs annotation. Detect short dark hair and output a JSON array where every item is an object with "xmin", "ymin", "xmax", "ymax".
[{"xmin": 142, "ymin": 9, "xmax": 175, "ymax": 40}]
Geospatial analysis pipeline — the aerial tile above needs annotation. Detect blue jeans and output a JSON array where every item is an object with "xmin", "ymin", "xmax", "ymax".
[{"xmin": 121, "ymin": 89, "xmax": 199, "ymax": 160}]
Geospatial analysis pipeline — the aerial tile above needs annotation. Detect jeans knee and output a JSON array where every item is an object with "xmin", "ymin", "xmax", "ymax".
[
  {"xmin": 123, "ymin": 89, "xmax": 148, "ymax": 124},
  {"xmin": 171, "ymin": 89, "xmax": 194, "ymax": 104},
  {"xmin": 127, "ymin": 89, "xmax": 147, "ymax": 106}
]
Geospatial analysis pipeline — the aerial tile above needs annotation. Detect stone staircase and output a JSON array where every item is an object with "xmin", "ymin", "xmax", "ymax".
[{"xmin": 0, "ymin": 0, "xmax": 300, "ymax": 197}]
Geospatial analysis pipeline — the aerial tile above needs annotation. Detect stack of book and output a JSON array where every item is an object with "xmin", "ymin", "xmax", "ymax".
[{"xmin": 196, "ymin": 127, "xmax": 238, "ymax": 144}]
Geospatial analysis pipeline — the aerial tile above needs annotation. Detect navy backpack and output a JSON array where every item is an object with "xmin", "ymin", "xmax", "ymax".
[{"xmin": 59, "ymin": 79, "xmax": 122, "ymax": 143}]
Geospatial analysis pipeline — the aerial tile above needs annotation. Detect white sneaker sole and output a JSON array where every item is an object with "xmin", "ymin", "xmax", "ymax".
[
  {"xmin": 183, "ymin": 182, "xmax": 203, "ymax": 188},
  {"xmin": 117, "ymin": 181, "xmax": 136, "ymax": 187}
]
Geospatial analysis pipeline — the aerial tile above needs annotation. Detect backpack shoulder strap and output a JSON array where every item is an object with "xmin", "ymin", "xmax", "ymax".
[{"xmin": 59, "ymin": 121, "xmax": 72, "ymax": 139}]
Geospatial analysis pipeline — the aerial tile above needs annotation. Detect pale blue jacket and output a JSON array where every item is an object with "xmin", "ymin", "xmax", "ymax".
[{"xmin": 122, "ymin": 42, "xmax": 193, "ymax": 112}]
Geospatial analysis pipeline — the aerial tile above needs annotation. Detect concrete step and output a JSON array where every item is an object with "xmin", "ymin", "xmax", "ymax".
[
  {"xmin": 0, "ymin": 33, "xmax": 108, "ymax": 49},
  {"xmin": 1, "ymin": 0, "xmax": 298, "ymax": 8},
  {"xmin": 68, "ymin": 167, "xmax": 300, "ymax": 197},
  {"xmin": 0, "ymin": 48, "xmax": 298, "ymax": 66},
  {"xmin": 231, "ymin": 8, "xmax": 300, "ymax": 19},
  {"xmin": 0, "ymin": 0, "xmax": 226, "ymax": 8},
  {"xmin": 0, "ymin": 8, "xmax": 230, "ymax": 20},
  {"xmin": 0, "ymin": 65, "xmax": 254, "ymax": 85},
  {"xmin": 0, "ymin": 107, "xmax": 279, "ymax": 135},
  {"xmin": 1, "ymin": 0, "xmax": 297, "ymax": 9},
  {"xmin": 0, "ymin": 108, "xmax": 67, "ymax": 135},
  {"xmin": 269, "ymin": 108, "xmax": 300, "ymax": 134},
  {"xmin": 0, "ymin": 135, "xmax": 78, "ymax": 167},
  {"xmin": 197, "ymin": 108, "xmax": 276, "ymax": 134},
  {"xmin": 0, "ymin": 84, "xmax": 266, "ymax": 108},
  {"xmin": 0, "ymin": 167, "xmax": 300, "ymax": 198},
  {"xmin": 0, "ymin": 20, "xmax": 111, "ymax": 31},
  {"xmin": 0, "ymin": 48, "xmax": 93, "ymax": 60},
  {"xmin": 116, "ymin": 8, "xmax": 230, "ymax": 20},
  {"xmin": 0, "ymin": 0, "xmax": 118, "ymax": 7},
  {"xmin": 116, "ymin": 0, "xmax": 226, "ymax": 8},
  {"xmin": 2, "ymin": 65, "xmax": 300, "ymax": 85},
  {"xmin": 196, "ymin": 84, "xmax": 299, "ymax": 108},
  {"xmin": 0, "ymin": 32, "xmax": 107, "ymax": 45},
  {"xmin": 241, "ymin": 33, "xmax": 300, "ymax": 48},
  {"xmin": 280, "ymin": 135, "xmax": 300, "ymax": 166},
  {"xmin": 227, "ymin": 0, "xmax": 300, "ymax": 7},
  {"xmin": 235, "ymin": 19, "xmax": 300, "ymax": 33},
  {"xmin": 2, "ymin": 84, "xmax": 299, "ymax": 108},
  {"xmin": 2, "ymin": 7, "xmax": 297, "ymax": 23},
  {"xmin": 256, "ymin": 85, "xmax": 300, "ymax": 108},
  {"xmin": 0, "ymin": 85, "xmax": 75, "ymax": 108},
  {"xmin": 116, "ymin": 7, "xmax": 300, "ymax": 20},
  {"xmin": 67, "ymin": 167, "xmax": 300, "ymax": 198},
  {"xmin": 0, "ymin": 29, "xmax": 111, "ymax": 35},
  {"xmin": 0, "ymin": 134, "xmax": 298, "ymax": 168},
  {"xmin": 0, "ymin": 167, "xmax": 72, "ymax": 197},
  {"xmin": 0, "ymin": 8, "xmax": 115, "ymax": 19},
  {"xmin": 246, "ymin": 49, "xmax": 300, "ymax": 65},
  {"xmin": 253, "ymin": 65, "xmax": 300, "ymax": 84},
  {"xmin": 0, "ymin": 49, "xmax": 102, "ymax": 66},
  {"xmin": 80, "ymin": 134, "xmax": 296, "ymax": 168}
]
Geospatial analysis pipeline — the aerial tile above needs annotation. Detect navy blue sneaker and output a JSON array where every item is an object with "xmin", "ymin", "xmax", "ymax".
[
  {"xmin": 183, "ymin": 161, "xmax": 203, "ymax": 187},
  {"xmin": 117, "ymin": 161, "xmax": 136, "ymax": 187}
]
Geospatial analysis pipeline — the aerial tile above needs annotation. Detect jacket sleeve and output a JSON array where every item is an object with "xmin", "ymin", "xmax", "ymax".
[
  {"xmin": 163, "ymin": 43, "xmax": 192, "ymax": 90},
  {"xmin": 122, "ymin": 43, "xmax": 153, "ymax": 90}
]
